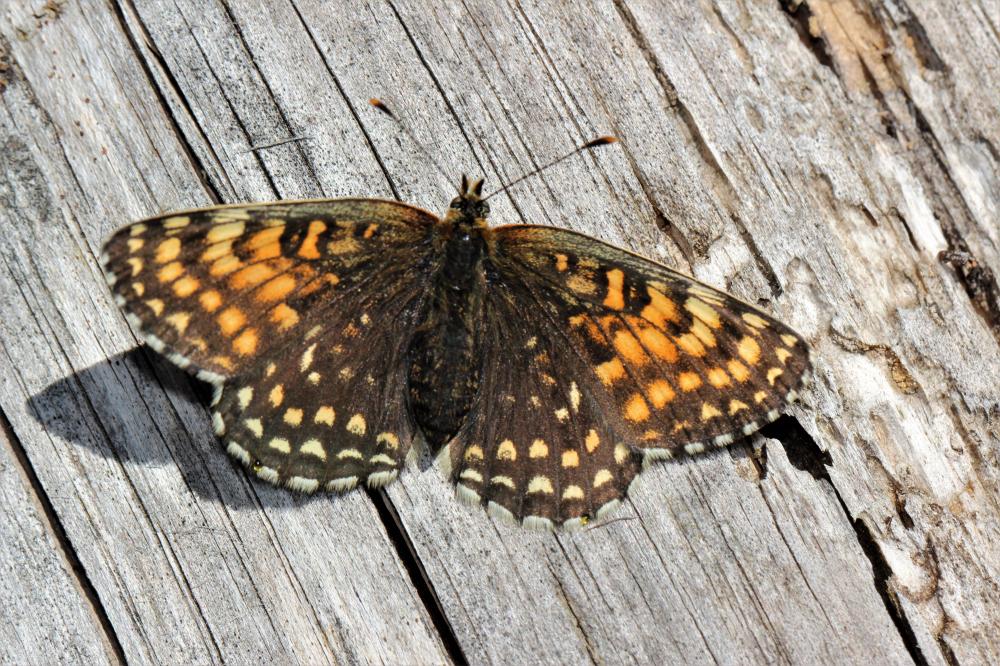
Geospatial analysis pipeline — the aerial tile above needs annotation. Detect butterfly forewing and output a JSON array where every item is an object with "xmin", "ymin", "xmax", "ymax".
[
  {"xmin": 102, "ymin": 199, "xmax": 438, "ymax": 489},
  {"xmin": 490, "ymin": 225, "xmax": 810, "ymax": 461}
]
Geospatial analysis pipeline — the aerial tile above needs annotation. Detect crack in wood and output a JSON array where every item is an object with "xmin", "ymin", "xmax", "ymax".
[
  {"xmin": 366, "ymin": 488, "xmax": 468, "ymax": 666},
  {"xmin": 0, "ymin": 407, "xmax": 127, "ymax": 664}
]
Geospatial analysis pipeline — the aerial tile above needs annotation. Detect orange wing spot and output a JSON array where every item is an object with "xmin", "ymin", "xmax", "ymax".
[
  {"xmin": 210, "ymin": 254, "xmax": 242, "ymax": 276},
  {"xmin": 754, "ymin": 390, "xmax": 768, "ymax": 403},
  {"xmin": 727, "ymin": 360, "xmax": 751, "ymax": 382},
  {"xmin": 677, "ymin": 372, "xmax": 702, "ymax": 392},
  {"xmin": 157, "ymin": 261, "xmax": 184, "ymax": 283},
  {"xmin": 217, "ymin": 307, "xmax": 246, "ymax": 335},
  {"xmin": 246, "ymin": 226, "xmax": 284, "ymax": 261},
  {"xmin": 165, "ymin": 312, "xmax": 190, "ymax": 334},
  {"xmin": 200, "ymin": 290, "xmax": 222, "ymax": 312},
  {"xmin": 211, "ymin": 355, "xmax": 234, "ymax": 370},
  {"xmin": 738, "ymin": 336, "xmax": 761, "ymax": 365},
  {"xmin": 685, "ymin": 297, "xmax": 721, "ymax": 329},
  {"xmin": 145, "ymin": 299, "xmax": 164, "ymax": 316},
  {"xmin": 780, "ymin": 334, "xmax": 798, "ymax": 347},
  {"xmin": 363, "ymin": 223, "xmax": 379, "ymax": 238},
  {"xmin": 707, "ymin": 367, "xmax": 731, "ymax": 388},
  {"xmin": 561, "ymin": 450, "xmax": 580, "ymax": 468},
  {"xmin": 298, "ymin": 220, "xmax": 326, "ymax": 259},
  {"xmin": 641, "ymin": 430, "xmax": 661, "ymax": 442},
  {"xmin": 299, "ymin": 272, "xmax": 339, "ymax": 297},
  {"xmin": 231, "ymin": 263, "xmax": 276, "ymax": 290},
  {"xmin": 567, "ymin": 274, "xmax": 597, "ymax": 295},
  {"xmin": 585, "ymin": 429, "xmax": 600, "ymax": 452},
  {"xmin": 256, "ymin": 274, "xmax": 297, "ymax": 302},
  {"xmin": 729, "ymin": 399, "xmax": 749, "ymax": 415},
  {"xmin": 646, "ymin": 379, "xmax": 675, "ymax": 408},
  {"xmin": 642, "ymin": 286, "xmax": 680, "ymax": 327},
  {"xmin": 201, "ymin": 239, "xmax": 233, "ymax": 262},
  {"xmin": 775, "ymin": 348, "xmax": 792, "ymax": 365},
  {"xmin": 131, "ymin": 282, "xmax": 145, "ymax": 296},
  {"xmin": 569, "ymin": 314, "xmax": 586, "ymax": 327},
  {"xmin": 155, "ymin": 238, "xmax": 181, "ymax": 264},
  {"xmin": 328, "ymin": 237, "xmax": 360, "ymax": 255},
  {"xmin": 555, "ymin": 253, "xmax": 569, "ymax": 272},
  {"xmin": 129, "ymin": 223, "xmax": 147, "ymax": 237},
  {"xmin": 700, "ymin": 403, "xmax": 722, "ymax": 420},
  {"xmin": 638, "ymin": 327, "xmax": 678, "ymax": 362},
  {"xmin": 127, "ymin": 238, "xmax": 144, "ymax": 253},
  {"xmin": 270, "ymin": 303, "xmax": 300, "ymax": 330},
  {"xmin": 613, "ymin": 330, "xmax": 647, "ymax": 365},
  {"xmin": 675, "ymin": 333, "xmax": 706, "ymax": 357},
  {"xmin": 625, "ymin": 393, "xmax": 650, "ymax": 422},
  {"xmin": 127, "ymin": 258, "xmax": 143, "ymax": 276},
  {"xmin": 233, "ymin": 328, "xmax": 258, "ymax": 356},
  {"xmin": 767, "ymin": 367, "xmax": 783, "ymax": 385},
  {"xmin": 690, "ymin": 320, "xmax": 717, "ymax": 347},
  {"xmin": 269, "ymin": 384, "xmax": 284, "ymax": 407},
  {"xmin": 173, "ymin": 276, "xmax": 200, "ymax": 298},
  {"xmin": 603, "ymin": 269, "xmax": 625, "ymax": 310},
  {"xmin": 595, "ymin": 358, "xmax": 626, "ymax": 385}
]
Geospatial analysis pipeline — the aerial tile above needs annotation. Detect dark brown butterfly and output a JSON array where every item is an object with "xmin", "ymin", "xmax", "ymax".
[{"xmin": 101, "ymin": 175, "xmax": 809, "ymax": 530}]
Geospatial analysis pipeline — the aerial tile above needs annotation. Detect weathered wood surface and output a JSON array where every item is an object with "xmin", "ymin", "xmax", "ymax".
[{"xmin": 1, "ymin": 0, "xmax": 998, "ymax": 664}]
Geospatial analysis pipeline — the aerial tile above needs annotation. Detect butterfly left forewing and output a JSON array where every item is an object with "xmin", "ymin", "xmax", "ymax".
[
  {"xmin": 102, "ymin": 199, "xmax": 439, "ymax": 491},
  {"xmin": 101, "ymin": 199, "xmax": 435, "ymax": 382}
]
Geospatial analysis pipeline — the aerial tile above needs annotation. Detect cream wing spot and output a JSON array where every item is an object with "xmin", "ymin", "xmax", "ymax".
[
  {"xmin": 497, "ymin": 440, "xmax": 517, "ymax": 461},
  {"xmin": 529, "ymin": 439, "xmax": 548, "ymax": 458},
  {"xmin": 562, "ymin": 485, "xmax": 585, "ymax": 501},
  {"xmin": 237, "ymin": 387, "xmax": 254, "ymax": 410},
  {"xmin": 244, "ymin": 419, "xmax": 263, "ymax": 438},
  {"xmin": 593, "ymin": 469, "xmax": 613, "ymax": 488},
  {"xmin": 301, "ymin": 439, "xmax": 326, "ymax": 461},
  {"xmin": 527, "ymin": 476, "xmax": 555, "ymax": 494},
  {"xmin": 269, "ymin": 437, "xmax": 291, "ymax": 454}
]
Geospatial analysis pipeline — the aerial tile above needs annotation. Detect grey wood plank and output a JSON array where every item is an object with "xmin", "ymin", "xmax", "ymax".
[
  {"xmin": 1, "ymin": 0, "xmax": 997, "ymax": 664},
  {"xmin": 0, "ymin": 416, "xmax": 117, "ymax": 665},
  {"xmin": 0, "ymin": 2, "xmax": 449, "ymax": 664}
]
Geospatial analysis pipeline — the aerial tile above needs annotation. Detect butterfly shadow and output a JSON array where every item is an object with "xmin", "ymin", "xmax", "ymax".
[{"xmin": 25, "ymin": 346, "xmax": 339, "ymax": 510}]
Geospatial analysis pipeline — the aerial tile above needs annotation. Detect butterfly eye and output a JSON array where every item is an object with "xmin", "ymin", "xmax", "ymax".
[
  {"xmin": 449, "ymin": 198, "xmax": 463, "ymax": 210},
  {"xmin": 477, "ymin": 202, "xmax": 490, "ymax": 217}
]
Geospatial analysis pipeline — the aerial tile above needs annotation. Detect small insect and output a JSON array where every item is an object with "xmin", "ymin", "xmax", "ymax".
[{"xmin": 101, "ymin": 125, "xmax": 808, "ymax": 531}]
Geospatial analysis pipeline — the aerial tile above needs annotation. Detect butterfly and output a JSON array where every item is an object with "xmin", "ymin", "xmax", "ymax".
[{"xmin": 101, "ymin": 174, "xmax": 809, "ymax": 531}]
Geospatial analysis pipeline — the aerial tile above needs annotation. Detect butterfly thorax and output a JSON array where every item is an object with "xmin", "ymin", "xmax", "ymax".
[{"xmin": 406, "ymin": 180, "xmax": 493, "ymax": 449}]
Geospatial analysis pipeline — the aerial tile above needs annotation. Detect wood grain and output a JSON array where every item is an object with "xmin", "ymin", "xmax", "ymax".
[{"xmin": 1, "ymin": 0, "xmax": 997, "ymax": 663}]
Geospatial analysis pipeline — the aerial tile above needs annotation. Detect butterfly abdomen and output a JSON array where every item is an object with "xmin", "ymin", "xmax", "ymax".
[{"xmin": 407, "ymin": 224, "xmax": 488, "ymax": 448}]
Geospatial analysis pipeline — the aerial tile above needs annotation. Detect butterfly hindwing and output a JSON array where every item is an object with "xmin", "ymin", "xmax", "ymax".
[
  {"xmin": 102, "ymin": 199, "xmax": 439, "ymax": 489},
  {"xmin": 441, "ymin": 277, "xmax": 644, "ymax": 529}
]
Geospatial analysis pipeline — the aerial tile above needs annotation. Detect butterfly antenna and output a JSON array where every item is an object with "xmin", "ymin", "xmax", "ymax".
[
  {"xmin": 369, "ymin": 98, "xmax": 451, "ymax": 186},
  {"xmin": 482, "ymin": 136, "xmax": 618, "ymax": 201}
]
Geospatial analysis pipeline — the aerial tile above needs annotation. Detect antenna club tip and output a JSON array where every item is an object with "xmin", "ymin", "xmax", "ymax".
[
  {"xmin": 584, "ymin": 136, "xmax": 618, "ymax": 149},
  {"xmin": 370, "ymin": 98, "xmax": 394, "ymax": 116}
]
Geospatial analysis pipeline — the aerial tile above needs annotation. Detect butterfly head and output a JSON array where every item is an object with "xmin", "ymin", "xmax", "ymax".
[{"xmin": 446, "ymin": 175, "xmax": 490, "ymax": 225}]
